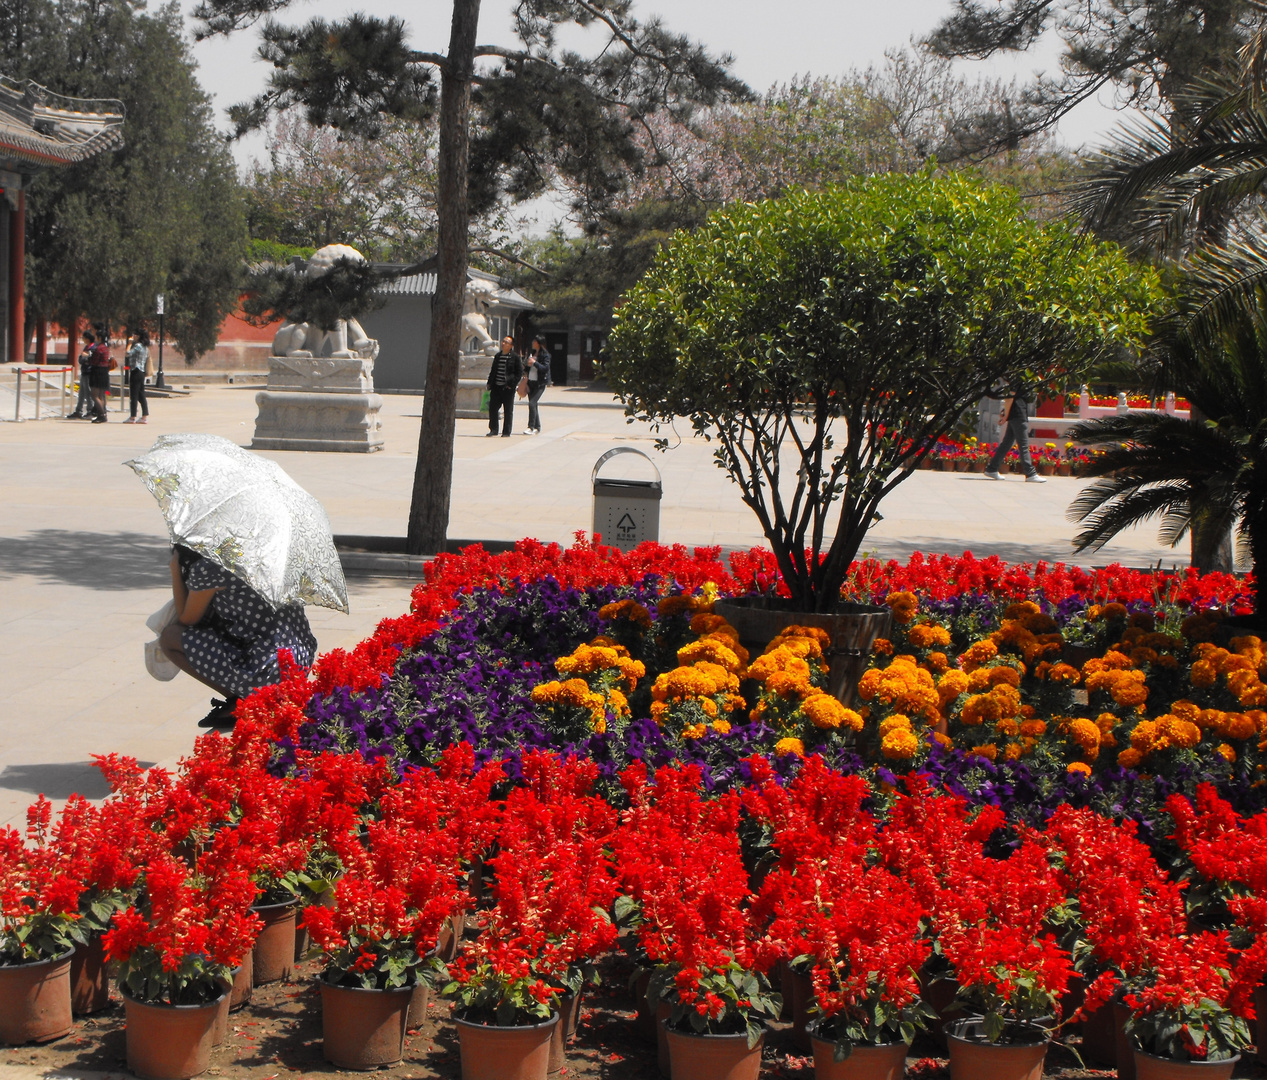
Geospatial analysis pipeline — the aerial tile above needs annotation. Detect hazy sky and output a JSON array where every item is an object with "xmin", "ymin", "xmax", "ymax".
[{"xmin": 185, "ymin": 0, "xmax": 1128, "ymax": 229}]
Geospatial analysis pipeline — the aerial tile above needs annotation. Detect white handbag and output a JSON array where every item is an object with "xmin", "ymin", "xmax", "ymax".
[{"xmin": 144, "ymin": 600, "xmax": 180, "ymax": 681}]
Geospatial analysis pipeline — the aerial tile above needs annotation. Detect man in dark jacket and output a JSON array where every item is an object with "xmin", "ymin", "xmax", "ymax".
[
  {"xmin": 486, "ymin": 336, "xmax": 523, "ymax": 437},
  {"xmin": 984, "ymin": 377, "xmax": 1046, "ymax": 483}
]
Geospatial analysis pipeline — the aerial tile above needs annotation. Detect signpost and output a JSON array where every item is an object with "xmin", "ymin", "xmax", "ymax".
[{"xmin": 155, "ymin": 294, "xmax": 166, "ymax": 389}]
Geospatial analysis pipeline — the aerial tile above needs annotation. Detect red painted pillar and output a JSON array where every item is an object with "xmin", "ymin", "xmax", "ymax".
[
  {"xmin": 8, "ymin": 190, "xmax": 24, "ymax": 365},
  {"xmin": 35, "ymin": 317, "xmax": 46, "ymax": 364}
]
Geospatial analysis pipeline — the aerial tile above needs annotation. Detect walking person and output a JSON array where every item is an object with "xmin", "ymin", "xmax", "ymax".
[
  {"xmin": 486, "ymin": 335, "xmax": 522, "ymax": 437},
  {"xmin": 123, "ymin": 330, "xmax": 150, "ymax": 424},
  {"xmin": 87, "ymin": 331, "xmax": 115, "ymax": 424},
  {"xmin": 522, "ymin": 336, "xmax": 551, "ymax": 434},
  {"xmin": 984, "ymin": 378, "xmax": 1046, "ymax": 483},
  {"xmin": 67, "ymin": 331, "xmax": 95, "ymax": 419}
]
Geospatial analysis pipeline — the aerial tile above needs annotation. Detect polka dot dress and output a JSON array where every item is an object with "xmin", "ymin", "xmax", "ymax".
[{"xmin": 181, "ymin": 555, "xmax": 317, "ymax": 698}]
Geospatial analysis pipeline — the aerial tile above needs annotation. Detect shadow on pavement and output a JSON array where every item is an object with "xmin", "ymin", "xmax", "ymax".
[
  {"xmin": 0, "ymin": 529, "xmax": 171, "ymax": 589},
  {"xmin": 864, "ymin": 535, "xmax": 1188, "ymax": 571},
  {"xmin": 0, "ymin": 760, "xmax": 153, "ymax": 800}
]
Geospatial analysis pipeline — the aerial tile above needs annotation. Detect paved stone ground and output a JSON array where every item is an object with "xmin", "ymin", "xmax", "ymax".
[{"xmin": 0, "ymin": 382, "xmax": 1187, "ymax": 831}]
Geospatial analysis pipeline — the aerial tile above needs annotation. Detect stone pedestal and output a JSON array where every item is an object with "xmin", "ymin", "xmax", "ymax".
[
  {"xmin": 251, "ymin": 355, "xmax": 383, "ymax": 453},
  {"xmin": 455, "ymin": 353, "xmax": 493, "ymax": 420}
]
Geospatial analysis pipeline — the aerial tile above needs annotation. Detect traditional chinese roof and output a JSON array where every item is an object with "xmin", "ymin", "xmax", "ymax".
[
  {"xmin": 0, "ymin": 76, "xmax": 123, "ymax": 172},
  {"xmin": 373, "ymin": 261, "xmax": 535, "ymax": 310}
]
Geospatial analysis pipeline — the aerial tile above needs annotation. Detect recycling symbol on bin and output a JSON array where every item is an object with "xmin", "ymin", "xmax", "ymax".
[{"xmin": 616, "ymin": 512, "xmax": 638, "ymax": 541}]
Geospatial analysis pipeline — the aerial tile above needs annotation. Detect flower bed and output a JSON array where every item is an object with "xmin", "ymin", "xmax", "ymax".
[{"xmin": 4, "ymin": 539, "xmax": 1267, "ymax": 1074}]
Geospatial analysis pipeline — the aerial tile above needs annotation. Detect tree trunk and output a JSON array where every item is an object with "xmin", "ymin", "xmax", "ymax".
[{"xmin": 406, "ymin": 0, "xmax": 481, "ymax": 554}]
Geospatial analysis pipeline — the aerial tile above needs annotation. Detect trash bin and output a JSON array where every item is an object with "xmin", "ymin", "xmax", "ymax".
[{"xmin": 592, "ymin": 447, "xmax": 662, "ymax": 552}]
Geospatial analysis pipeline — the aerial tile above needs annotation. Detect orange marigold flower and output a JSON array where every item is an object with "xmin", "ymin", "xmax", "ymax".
[
  {"xmin": 971, "ymin": 743, "xmax": 998, "ymax": 762},
  {"xmin": 995, "ymin": 718, "xmax": 1021, "ymax": 737},
  {"xmin": 1219, "ymin": 712, "xmax": 1256, "ymax": 741},
  {"xmin": 774, "ymin": 737, "xmax": 805, "ymax": 757},
  {"xmin": 933, "ymin": 732, "xmax": 953, "ymax": 749},
  {"xmin": 599, "ymin": 599, "xmax": 652, "ymax": 628},
  {"xmin": 872, "ymin": 638, "xmax": 894, "ymax": 657},
  {"xmin": 878, "ymin": 713, "xmax": 913, "ymax": 738},
  {"xmin": 1067, "ymin": 762, "xmax": 1093, "ymax": 777},
  {"xmin": 1066, "ymin": 718, "xmax": 1100, "ymax": 754},
  {"xmin": 1118, "ymin": 747, "xmax": 1144, "ymax": 769},
  {"xmin": 711, "ymin": 719, "xmax": 732, "ymax": 735},
  {"xmin": 803, "ymin": 693, "xmax": 859, "ymax": 731},
  {"xmin": 937, "ymin": 669, "xmax": 970, "ymax": 703},
  {"xmin": 909, "ymin": 623, "xmax": 952, "ymax": 649},
  {"xmin": 960, "ymin": 640, "xmax": 999, "ymax": 673},
  {"xmin": 924, "ymin": 651, "xmax": 950, "ymax": 674},
  {"xmin": 677, "ymin": 638, "xmax": 743, "ymax": 675},
  {"xmin": 1020, "ymin": 719, "xmax": 1048, "ymax": 739},
  {"xmin": 656, "ymin": 596, "xmax": 698, "ymax": 617},
  {"xmin": 681, "ymin": 723, "xmax": 707, "ymax": 740},
  {"xmin": 749, "ymin": 647, "xmax": 813, "ymax": 686},
  {"xmin": 988, "ymin": 666, "xmax": 1022, "ymax": 689},
  {"xmin": 885, "ymin": 592, "xmax": 919, "ymax": 625},
  {"xmin": 1217, "ymin": 743, "xmax": 1237, "ymax": 762},
  {"xmin": 1004, "ymin": 742, "xmax": 1023, "ymax": 761},
  {"xmin": 880, "ymin": 727, "xmax": 920, "ymax": 760}
]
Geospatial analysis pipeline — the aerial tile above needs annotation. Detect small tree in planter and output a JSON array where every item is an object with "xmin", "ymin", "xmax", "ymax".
[{"xmin": 607, "ymin": 172, "xmax": 1160, "ymax": 612}]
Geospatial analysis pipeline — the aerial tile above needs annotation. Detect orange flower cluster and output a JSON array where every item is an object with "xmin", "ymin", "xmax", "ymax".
[
  {"xmin": 649, "ymin": 614, "xmax": 747, "ymax": 738},
  {"xmin": 597, "ymin": 599, "xmax": 652, "ymax": 629},
  {"xmin": 857, "ymin": 658, "xmax": 940, "ymax": 723},
  {"xmin": 531, "ymin": 678, "xmax": 625, "ymax": 734},
  {"xmin": 989, "ymin": 603, "xmax": 1063, "ymax": 667},
  {"xmin": 747, "ymin": 626, "xmax": 862, "ymax": 741},
  {"xmin": 554, "ymin": 642, "xmax": 646, "ymax": 691},
  {"xmin": 1189, "ymin": 638, "xmax": 1267, "ymax": 708}
]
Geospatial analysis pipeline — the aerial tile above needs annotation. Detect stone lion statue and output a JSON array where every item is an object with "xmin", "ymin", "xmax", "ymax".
[
  {"xmin": 271, "ymin": 244, "xmax": 380, "ymax": 362},
  {"xmin": 461, "ymin": 277, "xmax": 500, "ymax": 355}
]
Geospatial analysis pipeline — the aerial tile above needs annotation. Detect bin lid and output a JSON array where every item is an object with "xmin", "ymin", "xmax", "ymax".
[{"xmin": 591, "ymin": 447, "xmax": 662, "ymax": 494}]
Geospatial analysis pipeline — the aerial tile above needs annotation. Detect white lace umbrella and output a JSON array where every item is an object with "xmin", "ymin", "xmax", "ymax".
[{"xmin": 126, "ymin": 433, "xmax": 349, "ymax": 613}]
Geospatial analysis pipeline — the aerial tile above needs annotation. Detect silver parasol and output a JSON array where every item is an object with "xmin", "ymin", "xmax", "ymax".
[{"xmin": 126, "ymin": 433, "xmax": 349, "ymax": 613}]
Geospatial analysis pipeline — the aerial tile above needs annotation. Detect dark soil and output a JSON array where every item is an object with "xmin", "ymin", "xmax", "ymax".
[{"xmin": 8, "ymin": 952, "xmax": 1267, "ymax": 1079}]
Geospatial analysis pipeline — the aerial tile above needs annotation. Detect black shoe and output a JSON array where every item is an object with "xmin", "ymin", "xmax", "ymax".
[
  {"xmin": 197, "ymin": 696, "xmax": 239, "ymax": 729},
  {"xmin": 485, "ymin": 431, "xmax": 497, "ymax": 437},
  {"xmin": 67, "ymin": 412, "xmax": 84, "ymax": 420},
  {"xmin": 92, "ymin": 417, "xmax": 107, "ymax": 424},
  {"xmin": 501, "ymin": 433, "xmax": 511, "ymax": 437}
]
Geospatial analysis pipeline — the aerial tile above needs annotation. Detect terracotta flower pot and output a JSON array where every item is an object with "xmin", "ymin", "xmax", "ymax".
[
  {"xmin": 1079, "ymin": 998, "xmax": 1117, "ymax": 1066},
  {"xmin": 946, "ymin": 1019, "xmax": 1047, "ymax": 1080},
  {"xmin": 549, "ymin": 992, "xmax": 581, "ymax": 1076},
  {"xmin": 1057, "ymin": 462, "xmax": 1072, "ymax": 477},
  {"xmin": 1114, "ymin": 1000, "xmax": 1136, "ymax": 1080},
  {"xmin": 70, "ymin": 934, "xmax": 111, "ymax": 1016},
  {"xmin": 212, "ymin": 990, "xmax": 231, "ymax": 1047},
  {"xmin": 454, "ymin": 1011, "xmax": 558, "ymax": 1080},
  {"xmin": 665, "ymin": 1025, "xmax": 764, "ymax": 1080},
  {"xmin": 436, "ymin": 910, "xmax": 466, "ymax": 962},
  {"xmin": 121, "ymin": 987, "xmax": 226, "ymax": 1080},
  {"xmin": 633, "ymin": 970, "xmax": 657, "ymax": 1042},
  {"xmin": 809, "ymin": 1025, "xmax": 907, "ymax": 1080},
  {"xmin": 408, "ymin": 981, "xmax": 430, "ymax": 1030},
  {"xmin": 0, "ymin": 949, "xmax": 74, "ymax": 1045},
  {"xmin": 250, "ymin": 900, "xmax": 297, "ymax": 985},
  {"xmin": 787, "ymin": 967, "xmax": 813, "ymax": 1052},
  {"xmin": 228, "ymin": 954, "xmax": 252, "ymax": 1012},
  {"xmin": 1133, "ymin": 1051, "xmax": 1239, "ymax": 1079},
  {"xmin": 320, "ymin": 979, "xmax": 412, "ymax": 1070},
  {"xmin": 655, "ymin": 1003, "xmax": 671, "ymax": 1077}
]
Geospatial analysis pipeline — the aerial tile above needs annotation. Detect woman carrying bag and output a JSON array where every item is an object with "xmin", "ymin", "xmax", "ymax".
[
  {"xmin": 522, "ymin": 336, "xmax": 551, "ymax": 434},
  {"xmin": 124, "ymin": 330, "xmax": 150, "ymax": 424}
]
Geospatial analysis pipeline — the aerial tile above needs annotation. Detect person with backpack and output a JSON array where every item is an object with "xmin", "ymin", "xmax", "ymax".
[{"xmin": 123, "ymin": 330, "xmax": 150, "ymax": 424}]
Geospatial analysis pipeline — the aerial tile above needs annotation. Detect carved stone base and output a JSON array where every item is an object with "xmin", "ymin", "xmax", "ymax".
[
  {"xmin": 266, "ymin": 354, "xmax": 375, "ymax": 393},
  {"xmin": 251, "ymin": 389, "xmax": 384, "ymax": 453},
  {"xmin": 455, "ymin": 379, "xmax": 489, "ymax": 420}
]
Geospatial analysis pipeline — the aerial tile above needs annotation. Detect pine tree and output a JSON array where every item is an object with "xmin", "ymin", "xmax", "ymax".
[{"xmin": 193, "ymin": 0, "xmax": 747, "ymax": 553}]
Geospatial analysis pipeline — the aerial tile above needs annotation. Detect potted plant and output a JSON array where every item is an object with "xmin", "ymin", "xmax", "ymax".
[
  {"xmin": 763, "ymin": 857, "xmax": 932, "ymax": 1080},
  {"xmin": 609, "ymin": 174, "xmax": 1157, "ymax": 623},
  {"xmin": 303, "ymin": 867, "xmax": 457, "ymax": 1070},
  {"xmin": 0, "ymin": 802, "xmax": 83, "ymax": 1045},
  {"xmin": 442, "ymin": 934, "xmax": 561, "ymax": 1080},
  {"xmin": 104, "ymin": 852, "xmax": 259, "ymax": 1080},
  {"xmin": 1121, "ymin": 932, "xmax": 1249, "ymax": 1080}
]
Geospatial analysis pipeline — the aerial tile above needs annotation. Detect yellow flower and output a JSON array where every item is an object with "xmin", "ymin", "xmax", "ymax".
[
  {"xmin": 885, "ymin": 592, "xmax": 918, "ymax": 625},
  {"xmin": 599, "ymin": 599, "xmax": 652, "ymax": 627},
  {"xmin": 881, "ymin": 727, "xmax": 920, "ymax": 760},
  {"xmin": 774, "ymin": 737, "xmax": 805, "ymax": 757},
  {"xmin": 802, "ymin": 692, "xmax": 858, "ymax": 731},
  {"xmin": 677, "ymin": 638, "xmax": 743, "ymax": 675},
  {"xmin": 909, "ymin": 623, "xmax": 952, "ymax": 650},
  {"xmin": 749, "ymin": 647, "xmax": 813, "ymax": 686},
  {"xmin": 1066, "ymin": 718, "xmax": 1101, "ymax": 755},
  {"xmin": 878, "ymin": 713, "xmax": 913, "ymax": 738}
]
